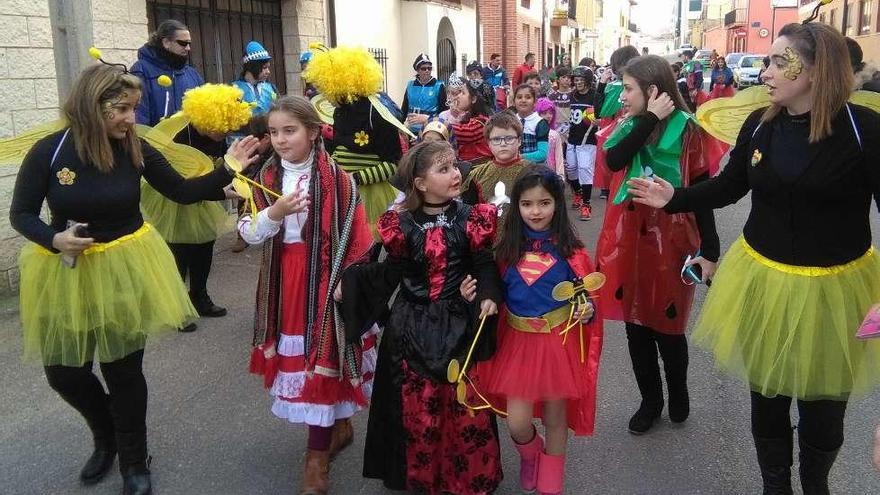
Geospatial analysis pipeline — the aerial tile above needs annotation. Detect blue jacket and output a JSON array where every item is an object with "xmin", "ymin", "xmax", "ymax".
[
  {"xmin": 482, "ymin": 66, "xmax": 509, "ymax": 88},
  {"xmin": 232, "ymin": 79, "xmax": 278, "ymax": 116},
  {"xmin": 131, "ymin": 45, "xmax": 205, "ymax": 126}
]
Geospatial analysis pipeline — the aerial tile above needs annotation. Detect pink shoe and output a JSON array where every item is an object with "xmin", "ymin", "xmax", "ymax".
[
  {"xmin": 537, "ymin": 451, "xmax": 565, "ymax": 495},
  {"xmin": 513, "ymin": 432, "xmax": 544, "ymax": 493}
]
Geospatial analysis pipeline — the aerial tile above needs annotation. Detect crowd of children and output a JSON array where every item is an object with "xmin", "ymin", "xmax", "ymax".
[{"xmin": 13, "ymin": 9, "xmax": 880, "ymax": 495}]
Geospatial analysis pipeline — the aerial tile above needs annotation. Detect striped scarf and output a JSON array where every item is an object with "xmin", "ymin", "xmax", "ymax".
[{"xmin": 250, "ymin": 143, "xmax": 369, "ymax": 382}]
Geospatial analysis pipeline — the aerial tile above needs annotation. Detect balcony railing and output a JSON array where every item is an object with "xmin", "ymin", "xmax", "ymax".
[{"xmin": 724, "ymin": 8, "xmax": 747, "ymax": 27}]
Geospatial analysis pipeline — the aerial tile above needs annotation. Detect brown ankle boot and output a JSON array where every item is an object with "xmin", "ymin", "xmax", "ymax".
[
  {"xmin": 328, "ymin": 419, "xmax": 353, "ymax": 460},
  {"xmin": 300, "ymin": 449, "xmax": 330, "ymax": 495}
]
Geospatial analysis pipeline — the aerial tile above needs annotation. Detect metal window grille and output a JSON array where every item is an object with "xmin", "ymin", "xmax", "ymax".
[
  {"xmin": 146, "ymin": 0, "xmax": 287, "ymax": 94},
  {"xmin": 368, "ymin": 48, "xmax": 389, "ymax": 92}
]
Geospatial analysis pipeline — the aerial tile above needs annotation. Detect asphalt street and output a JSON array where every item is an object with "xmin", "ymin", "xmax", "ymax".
[{"xmin": 2, "ymin": 193, "xmax": 880, "ymax": 494}]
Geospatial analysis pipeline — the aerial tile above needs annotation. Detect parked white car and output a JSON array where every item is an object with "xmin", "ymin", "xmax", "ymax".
[{"xmin": 734, "ymin": 54, "xmax": 766, "ymax": 88}]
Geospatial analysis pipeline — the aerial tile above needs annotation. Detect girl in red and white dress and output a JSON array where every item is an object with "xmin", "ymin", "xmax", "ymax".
[
  {"xmin": 464, "ymin": 166, "xmax": 603, "ymax": 495},
  {"xmin": 238, "ymin": 95, "xmax": 376, "ymax": 495}
]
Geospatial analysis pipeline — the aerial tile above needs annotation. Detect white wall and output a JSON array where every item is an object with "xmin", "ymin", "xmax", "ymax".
[
  {"xmin": 334, "ymin": 0, "xmax": 405, "ymax": 101},
  {"xmin": 334, "ymin": 0, "xmax": 477, "ymax": 106}
]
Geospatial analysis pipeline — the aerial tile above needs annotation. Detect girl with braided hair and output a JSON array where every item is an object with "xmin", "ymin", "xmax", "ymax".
[{"xmin": 237, "ymin": 95, "xmax": 376, "ymax": 495}]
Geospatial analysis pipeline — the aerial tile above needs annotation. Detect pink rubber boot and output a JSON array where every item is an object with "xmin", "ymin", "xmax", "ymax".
[
  {"xmin": 513, "ymin": 432, "xmax": 544, "ymax": 493},
  {"xmin": 537, "ymin": 451, "xmax": 565, "ymax": 495}
]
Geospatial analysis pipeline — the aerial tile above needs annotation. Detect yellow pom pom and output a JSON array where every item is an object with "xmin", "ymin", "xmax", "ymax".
[
  {"xmin": 180, "ymin": 84, "xmax": 253, "ymax": 135},
  {"xmin": 308, "ymin": 41, "xmax": 323, "ymax": 50},
  {"xmin": 157, "ymin": 75, "xmax": 172, "ymax": 88},
  {"xmin": 89, "ymin": 47, "xmax": 103, "ymax": 60},
  {"xmin": 303, "ymin": 45, "xmax": 383, "ymax": 105}
]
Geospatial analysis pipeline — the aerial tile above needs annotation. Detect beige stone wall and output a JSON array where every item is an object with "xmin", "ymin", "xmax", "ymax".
[
  {"xmin": 0, "ymin": 0, "xmax": 59, "ymax": 293},
  {"xmin": 282, "ymin": 0, "xmax": 327, "ymax": 97},
  {"xmin": 91, "ymin": 0, "xmax": 149, "ymax": 69},
  {"xmin": 0, "ymin": 0, "xmax": 149, "ymax": 293}
]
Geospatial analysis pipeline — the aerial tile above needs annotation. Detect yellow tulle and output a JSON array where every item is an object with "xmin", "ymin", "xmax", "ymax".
[
  {"xmin": 140, "ymin": 182, "xmax": 231, "ymax": 243},
  {"xmin": 359, "ymin": 181, "xmax": 398, "ymax": 239},
  {"xmin": 692, "ymin": 237, "xmax": 880, "ymax": 400},
  {"xmin": 19, "ymin": 224, "xmax": 197, "ymax": 366},
  {"xmin": 303, "ymin": 46, "xmax": 384, "ymax": 105}
]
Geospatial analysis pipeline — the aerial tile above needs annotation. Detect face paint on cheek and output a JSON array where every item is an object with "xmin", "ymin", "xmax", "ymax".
[{"xmin": 782, "ymin": 47, "xmax": 803, "ymax": 81}]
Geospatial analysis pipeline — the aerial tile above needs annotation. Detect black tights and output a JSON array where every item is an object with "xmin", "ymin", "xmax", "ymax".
[
  {"xmin": 625, "ymin": 323, "xmax": 688, "ymax": 406},
  {"xmin": 750, "ymin": 391, "xmax": 847, "ymax": 451},
  {"xmin": 44, "ymin": 350, "xmax": 149, "ymax": 469},
  {"xmin": 168, "ymin": 241, "xmax": 215, "ymax": 295}
]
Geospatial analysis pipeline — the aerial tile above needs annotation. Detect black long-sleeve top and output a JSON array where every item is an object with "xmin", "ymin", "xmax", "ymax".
[
  {"xmin": 665, "ymin": 105, "xmax": 880, "ymax": 267},
  {"xmin": 567, "ymin": 89, "xmax": 598, "ymax": 146},
  {"xmin": 606, "ymin": 112, "xmax": 721, "ymax": 261},
  {"xmin": 10, "ymin": 129, "xmax": 232, "ymax": 252}
]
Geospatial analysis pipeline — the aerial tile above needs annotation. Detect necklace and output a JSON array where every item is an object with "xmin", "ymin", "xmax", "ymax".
[{"xmin": 422, "ymin": 199, "xmax": 452, "ymax": 208}]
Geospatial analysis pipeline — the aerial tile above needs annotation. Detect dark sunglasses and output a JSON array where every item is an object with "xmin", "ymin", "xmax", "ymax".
[{"xmin": 175, "ymin": 40, "xmax": 192, "ymax": 48}]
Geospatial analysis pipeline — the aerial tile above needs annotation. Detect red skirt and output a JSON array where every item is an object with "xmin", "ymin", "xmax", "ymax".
[
  {"xmin": 475, "ymin": 306, "xmax": 603, "ymax": 436},
  {"xmin": 260, "ymin": 242, "xmax": 378, "ymax": 427}
]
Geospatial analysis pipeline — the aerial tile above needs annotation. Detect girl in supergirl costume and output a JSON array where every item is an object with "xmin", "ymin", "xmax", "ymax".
[
  {"xmin": 8, "ymin": 64, "xmax": 258, "ymax": 494},
  {"xmin": 237, "ymin": 96, "xmax": 376, "ymax": 495},
  {"xmin": 464, "ymin": 166, "xmax": 603, "ymax": 495},
  {"xmin": 347, "ymin": 141, "xmax": 503, "ymax": 494},
  {"xmin": 596, "ymin": 55, "xmax": 722, "ymax": 435}
]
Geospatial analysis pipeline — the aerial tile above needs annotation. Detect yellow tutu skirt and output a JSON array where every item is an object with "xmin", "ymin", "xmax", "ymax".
[
  {"xmin": 692, "ymin": 236, "xmax": 880, "ymax": 400},
  {"xmin": 19, "ymin": 223, "xmax": 198, "ymax": 366},
  {"xmin": 140, "ymin": 182, "xmax": 230, "ymax": 244},
  {"xmin": 356, "ymin": 181, "xmax": 399, "ymax": 238}
]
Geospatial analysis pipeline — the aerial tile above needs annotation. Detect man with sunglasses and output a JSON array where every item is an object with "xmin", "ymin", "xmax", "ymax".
[
  {"xmin": 401, "ymin": 53, "xmax": 448, "ymax": 135},
  {"xmin": 131, "ymin": 19, "xmax": 204, "ymax": 127}
]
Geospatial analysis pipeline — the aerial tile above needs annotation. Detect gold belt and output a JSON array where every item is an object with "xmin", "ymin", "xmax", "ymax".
[
  {"xmin": 741, "ymin": 237, "xmax": 874, "ymax": 277},
  {"xmin": 506, "ymin": 304, "xmax": 571, "ymax": 334}
]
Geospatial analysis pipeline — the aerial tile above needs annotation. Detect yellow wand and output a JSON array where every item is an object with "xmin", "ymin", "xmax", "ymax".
[{"xmin": 446, "ymin": 313, "xmax": 508, "ymax": 416}]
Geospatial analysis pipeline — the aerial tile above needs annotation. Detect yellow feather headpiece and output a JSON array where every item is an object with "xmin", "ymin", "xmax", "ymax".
[
  {"xmin": 180, "ymin": 84, "xmax": 254, "ymax": 135},
  {"xmin": 303, "ymin": 44, "xmax": 384, "ymax": 105}
]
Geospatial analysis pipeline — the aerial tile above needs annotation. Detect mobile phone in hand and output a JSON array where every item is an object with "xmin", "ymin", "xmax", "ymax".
[{"xmin": 61, "ymin": 221, "xmax": 89, "ymax": 269}]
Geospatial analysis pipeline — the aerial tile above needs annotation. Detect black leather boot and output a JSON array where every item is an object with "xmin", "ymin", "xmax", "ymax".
[
  {"xmin": 754, "ymin": 435, "xmax": 794, "ymax": 495},
  {"xmin": 79, "ymin": 440, "xmax": 116, "ymax": 485},
  {"xmin": 190, "ymin": 290, "xmax": 227, "ymax": 317},
  {"xmin": 798, "ymin": 438, "xmax": 839, "ymax": 495},
  {"xmin": 626, "ymin": 324, "xmax": 663, "ymax": 435},
  {"xmin": 121, "ymin": 460, "xmax": 152, "ymax": 495}
]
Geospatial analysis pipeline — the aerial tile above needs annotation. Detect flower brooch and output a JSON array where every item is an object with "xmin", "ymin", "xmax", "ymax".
[
  {"xmin": 354, "ymin": 130, "xmax": 369, "ymax": 147},
  {"xmin": 751, "ymin": 149, "xmax": 762, "ymax": 167},
  {"xmin": 57, "ymin": 167, "xmax": 76, "ymax": 185}
]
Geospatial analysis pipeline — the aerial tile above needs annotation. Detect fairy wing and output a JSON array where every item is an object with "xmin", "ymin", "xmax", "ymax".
[
  {"xmin": 0, "ymin": 119, "xmax": 66, "ymax": 165},
  {"xmin": 695, "ymin": 86, "xmax": 769, "ymax": 145},
  {"xmin": 368, "ymin": 94, "xmax": 416, "ymax": 139},
  {"xmin": 849, "ymin": 90, "xmax": 880, "ymax": 113},
  {"xmin": 135, "ymin": 122, "xmax": 214, "ymax": 179},
  {"xmin": 311, "ymin": 94, "xmax": 336, "ymax": 125}
]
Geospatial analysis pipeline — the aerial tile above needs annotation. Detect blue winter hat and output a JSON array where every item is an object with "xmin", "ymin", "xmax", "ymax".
[{"xmin": 243, "ymin": 41, "xmax": 271, "ymax": 63}]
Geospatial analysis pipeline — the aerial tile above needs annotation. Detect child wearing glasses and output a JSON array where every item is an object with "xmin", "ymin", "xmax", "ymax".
[{"xmin": 460, "ymin": 112, "xmax": 531, "ymax": 217}]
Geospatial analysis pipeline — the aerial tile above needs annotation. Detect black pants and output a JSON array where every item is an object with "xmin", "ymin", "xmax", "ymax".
[
  {"xmin": 750, "ymin": 391, "xmax": 847, "ymax": 452},
  {"xmin": 625, "ymin": 323, "xmax": 688, "ymax": 407},
  {"xmin": 44, "ymin": 350, "xmax": 148, "ymax": 470},
  {"xmin": 168, "ymin": 241, "xmax": 215, "ymax": 295}
]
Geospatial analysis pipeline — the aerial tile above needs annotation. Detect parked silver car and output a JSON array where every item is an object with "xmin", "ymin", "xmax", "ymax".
[{"xmin": 734, "ymin": 54, "xmax": 766, "ymax": 88}]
